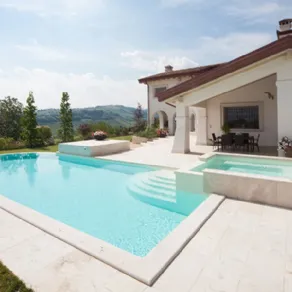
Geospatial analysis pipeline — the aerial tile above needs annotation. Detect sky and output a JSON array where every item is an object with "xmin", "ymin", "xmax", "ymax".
[{"xmin": 0, "ymin": 0, "xmax": 291, "ymax": 109}]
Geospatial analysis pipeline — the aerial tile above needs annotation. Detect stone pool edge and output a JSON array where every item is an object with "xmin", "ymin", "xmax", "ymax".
[{"xmin": 0, "ymin": 193, "xmax": 224, "ymax": 286}]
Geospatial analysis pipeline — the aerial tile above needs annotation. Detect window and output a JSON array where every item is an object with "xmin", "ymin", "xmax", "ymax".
[
  {"xmin": 223, "ymin": 105, "xmax": 260, "ymax": 130},
  {"xmin": 154, "ymin": 87, "xmax": 167, "ymax": 97}
]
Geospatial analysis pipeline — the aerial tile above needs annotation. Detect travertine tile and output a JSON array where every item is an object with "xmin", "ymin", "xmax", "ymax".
[
  {"xmin": 0, "ymin": 209, "xmax": 42, "ymax": 252},
  {"xmin": 0, "ymin": 232, "xmax": 74, "ymax": 281},
  {"xmin": 31, "ymin": 250, "xmax": 118, "ymax": 292}
]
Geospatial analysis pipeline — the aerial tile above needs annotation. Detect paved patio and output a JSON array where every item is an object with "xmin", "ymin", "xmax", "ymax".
[
  {"xmin": 102, "ymin": 133, "xmax": 213, "ymax": 169},
  {"xmin": 1, "ymin": 199, "xmax": 292, "ymax": 292}
]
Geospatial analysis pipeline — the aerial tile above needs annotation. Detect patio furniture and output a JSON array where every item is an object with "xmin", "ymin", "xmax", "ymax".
[
  {"xmin": 251, "ymin": 134, "xmax": 260, "ymax": 152},
  {"xmin": 211, "ymin": 133, "xmax": 221, "ymax": 150},
  {"xmin": 234, "ymin": 134, "xmax": 246, "ymax": 152},
  {"xmin": 220, "ymin": 134, "xmax": 233, "ymax": 151}
]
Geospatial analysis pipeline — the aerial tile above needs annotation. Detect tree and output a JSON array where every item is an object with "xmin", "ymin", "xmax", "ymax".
[
  {"xmin": 133, "ymin": 103, "xmax": 146, "ymax": 132},
  {"xmin": 59, "ymin": 92, "xmax": 74, "ymax": 142},
  {"xmin": 36, "ymin": 126, "xmax": 53, "ymax": 145},
  {"xmin": 0, "ymin": 96, "xmax": 23, "ymax": 140},
  {"xmin": 22, "ymin": 92, "xmax": 38, "ymax": 148}
]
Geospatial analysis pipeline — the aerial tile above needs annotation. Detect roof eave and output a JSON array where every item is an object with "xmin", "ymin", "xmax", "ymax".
[{"xmin": 157, "ymin": 36, "xmax": 292, "ymax": 102}]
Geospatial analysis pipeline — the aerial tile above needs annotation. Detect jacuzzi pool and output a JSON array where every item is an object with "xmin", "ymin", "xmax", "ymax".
[{"xmin": 192, "ymin": 154, "xmax": 292, "ymax": 179}]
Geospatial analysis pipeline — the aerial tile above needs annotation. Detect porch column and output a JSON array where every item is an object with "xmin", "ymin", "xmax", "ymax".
[
  {"xmin": 168, "ymin": 115, "xmax": 174, "ymax": 136},
  {"xmin": 172, "ymin": 102, "xmax": 190, "ymax": 153},
  {"xmin": 276, "ymin": 79, "xmax": 292, "ymax": 140},
  {"xmin": 195, "ymin": 108, "xmax": 208, "ymax": 145}
]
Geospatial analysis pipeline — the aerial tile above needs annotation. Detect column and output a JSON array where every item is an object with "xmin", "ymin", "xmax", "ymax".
[
  {"xmin": 172, "ymin": 102, "xmax": 190, "ymax": 153},
  {"xmin": 276, "ymin": 79, "xmax": 292, "ymax": 141},
  {"xmin": 168, "ymin": 115, "xmax": 174, "ymax": 136},
  {"xmin": 195, "ymin": 108, "xmax": 207, "ymax": 145}
]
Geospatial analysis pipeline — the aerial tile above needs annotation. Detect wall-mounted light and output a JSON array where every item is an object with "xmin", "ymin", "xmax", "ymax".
[{"xmin": 264, "ymin": 92, "xmax": 275, "ymax": 100}]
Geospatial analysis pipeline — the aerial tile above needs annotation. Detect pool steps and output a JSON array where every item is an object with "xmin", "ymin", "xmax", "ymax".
[{"xmin": 127, "ymin": 170, "xmax": 183, "ymax": 213}]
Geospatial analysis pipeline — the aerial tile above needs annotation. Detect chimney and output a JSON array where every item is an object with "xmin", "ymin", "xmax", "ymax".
[
  {"xmin": 277, "ymin": 18, "xmax": 292, "ymax": 39},
  {"xmin": 165, "ymin": 65, "xmax": 173, "ymax": 73}
]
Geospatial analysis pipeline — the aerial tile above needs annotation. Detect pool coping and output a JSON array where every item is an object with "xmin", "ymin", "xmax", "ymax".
[
  {"xmin": 0, "ymin": 153, "xmax": 224, "ymax": 286},
  {"xmin": 0, "ymin": 194, "xmax": 224, "ymax": 285}
]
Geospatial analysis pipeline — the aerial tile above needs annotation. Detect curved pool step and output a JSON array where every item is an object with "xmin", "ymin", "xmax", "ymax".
[{"xmin": 127, "ymin": 170, "xmax": 178, "ymax": 211}]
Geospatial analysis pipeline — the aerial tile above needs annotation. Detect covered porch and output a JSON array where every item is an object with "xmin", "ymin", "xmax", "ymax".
[{"xmin": 170, "ymin": 52, "xmax": 292, "ymax": 154}]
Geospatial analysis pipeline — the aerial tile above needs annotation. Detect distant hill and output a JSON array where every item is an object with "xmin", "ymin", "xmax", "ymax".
[{"xmin": 37, "ymin": 105, "xmax": 147, "ymax": 133}]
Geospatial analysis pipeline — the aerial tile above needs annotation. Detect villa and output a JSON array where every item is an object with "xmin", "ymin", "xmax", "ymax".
[
  {"xmin": 2, "ymin": 19, "xmax": 292, "ymax": 292},
  {"xmin": 139, "ymin": 19, "xmax": 292, "ymax": 153}
]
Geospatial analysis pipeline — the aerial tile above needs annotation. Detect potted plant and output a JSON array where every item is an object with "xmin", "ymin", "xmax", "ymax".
[
  {"xmin": 157, "ymin": 128, "xmax": 168, "ymax": 138},
  {"xmin": 221, "ymin": 123, "xmax": 230, "ymax": 134},
  {"xmin": 278, "ymin": 136, "xmax": 292, "ymax": 157},
  {"xmin": 92, "ymin": 131, "xmax": 107, "ymax": 141}
]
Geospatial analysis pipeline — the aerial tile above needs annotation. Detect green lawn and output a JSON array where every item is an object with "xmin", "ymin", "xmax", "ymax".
[
  {"xmin": 0, "ymin": 262, "xmax": 33, "ymax": 292},
  {"xmin": 0, "ymin": 136, "xmax": 132, "ymax": 155},
  {"xmin": 0, "ymin": 145, "xmax": 58, "ymax": 154}
]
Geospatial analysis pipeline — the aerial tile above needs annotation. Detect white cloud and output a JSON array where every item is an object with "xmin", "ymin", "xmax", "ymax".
[
  {"xmin": 193, "ymin": 32, "xmax": 273, "ymax": 62},
  {"xmin": 121, "ymin": 31, "xmax": 273, "ymax": 76},
  {"xmin": 0, "ymin": 0, "xmax": 104, "ymax": 17},
  {"xmin": 121, "ymin": 51, "xmax": 198, "ymax": 73},
  {"xmin": 0, "ymin": 68, "xmax": 145, "ymax": 109},
  {"xmin": 15, "ymin": 40, "xmax": 66, "ymax": 61},
  {"xmin": 160, "ymin": 0, "xmax": 202, "ymax": 8},
  {"xmin": 15, "ymin": 39, "xmax": 94, "ymax": 62},
  {"xmin": 225, "ymin": 0, "xmax": 292, "ymax": 23}
]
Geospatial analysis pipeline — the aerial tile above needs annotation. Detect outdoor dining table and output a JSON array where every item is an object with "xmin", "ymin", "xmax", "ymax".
[{"xmin": 217, "ymin": 134, "xmax": 255, "ymax": 152}]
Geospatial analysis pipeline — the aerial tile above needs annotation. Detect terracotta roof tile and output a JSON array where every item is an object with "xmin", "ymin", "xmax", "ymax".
[
  {"xmin": 138, "ymin": 63, "xmax": 224, "ymax": 84},
  {"xmin": 157, "ymin": 36, "xmax": 292, "ymax": 102}
]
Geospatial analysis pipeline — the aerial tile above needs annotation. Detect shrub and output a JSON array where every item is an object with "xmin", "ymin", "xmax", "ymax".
[
  {"xmin": 221, "ymin": 123, "xmax": 230, "ymax": 134},
  {"xmin": 136, "ymin": 127, "xmax": 157, "ymax": 139},
  {"xmin": 157, "ymin": 128, "xmax": 168, "ymax": 137},
  {"xmin": 91, "ymin": 122, "xmax": 115, "ymax": 137},
  {"xmin": 0, "ymin": 138, "xmax": 25, "ymax": 150},
  {"xmin": 36, "ymin": 126, "xmax": 53, "ymax": 146},
  {"xmin": 78, "ymin": 124, "xmax": 91, "ymax": 139}
]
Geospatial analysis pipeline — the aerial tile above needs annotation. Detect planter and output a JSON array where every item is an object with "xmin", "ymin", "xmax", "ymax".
[
  {"xmin": 286, "ymin": 148, "xmax": 292, "ymax": 158},
  {"xmin": 278, "ymin": 149, "xmax": 285, "ymax": 157},
  {"xmin": 94, "ymin": 135, "xmax": 107, "ymax": 141},
  {"xmin": 159, "ymin": 134, "xmax": 167, "ymax": 138}
]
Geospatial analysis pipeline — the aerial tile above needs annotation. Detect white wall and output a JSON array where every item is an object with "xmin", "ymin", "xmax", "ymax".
[
  {"xmin": 147, "ymin": 76, "xmax": 194, "ymax": 134},
  {"xmin": 206, "ymin": 75, "xmax": 278, "ymax": 146}
]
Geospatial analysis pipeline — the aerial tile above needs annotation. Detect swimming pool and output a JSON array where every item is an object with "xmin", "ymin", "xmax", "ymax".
[
  {"xmin": 0, "ymin": 153, "xmax": 206, "ymax": 257},
  {"xmin": 192, "ymin": 154, "xmax": 292, "ymax": 179}
]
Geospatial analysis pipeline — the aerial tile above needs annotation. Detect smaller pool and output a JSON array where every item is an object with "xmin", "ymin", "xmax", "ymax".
[{"xmin": 192, "ymin": 155, "xmax": 292, "ymax": 179}]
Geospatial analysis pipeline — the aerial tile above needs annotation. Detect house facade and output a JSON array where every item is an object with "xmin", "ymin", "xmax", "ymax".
[
  {"xmin": 139, "ymin": 19, "xmax": 292, "ymax": 153},
  {"xmin": 139, "ymin": 65, "xmax": 222, "ymax": 135}
]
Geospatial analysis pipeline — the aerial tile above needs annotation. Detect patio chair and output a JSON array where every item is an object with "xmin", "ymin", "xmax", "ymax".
[
  {"xmin": 243, "ymin": 133, "xmax": 250, "ymax": 151},
  {"xmin": 234, "ymin": 134, "xmax": 246, "ymax": 152},
  {"xmin": 211, "ymin": 133, "xmax": 221, "ymax": 150},
  {"xmin": 251, "ymin": 134, "xmax": 260, "ymax": 152},
  {"xmin": 221, "ymin": 134, "xmax": 233, "ymax": 151}
]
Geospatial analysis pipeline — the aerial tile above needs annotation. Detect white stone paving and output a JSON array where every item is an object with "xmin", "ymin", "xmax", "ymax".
[
  {"xmin": 100, "ymin": 133, "xmax": 213, "ymax": 169},
  {"xmin": 2, "ymin": 199, "xmax": 292, "ymax": 292}
]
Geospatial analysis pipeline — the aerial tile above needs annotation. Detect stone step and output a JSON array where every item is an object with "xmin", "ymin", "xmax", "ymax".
[{"xmin": 130, "ymin": 177, "xmax": 175, "ymax": 198}]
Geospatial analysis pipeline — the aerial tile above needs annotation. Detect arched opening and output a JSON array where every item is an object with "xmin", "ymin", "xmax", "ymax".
[
  {"xmin": 152, "ymin": 111, "xmax": 168, "ymax": 129},
  {"xmin": 190, "ymin": 113, "xmax": 196, "ymax": 132}
]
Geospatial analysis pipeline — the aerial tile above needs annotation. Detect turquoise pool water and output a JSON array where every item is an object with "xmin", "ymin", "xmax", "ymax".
[
  {"xmin": 0, "ymin": 153, "xmax": 206, "ymax": 257},
  {"xmin": 193, "ymin": 155, "xmax": 292, "ymax": 179}
]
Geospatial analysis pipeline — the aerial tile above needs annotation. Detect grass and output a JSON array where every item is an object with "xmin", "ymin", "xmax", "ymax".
[
  {"xmin": 0, "ymin": 145, "xmax": 58, "ymax": 154},
  {"xmin": 0, "ymin": 136, "xmax": 133, "ymax": 155},
  {"xmin": 0, "ymin": 262, "xmax": 33, "ymax": 292}
]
